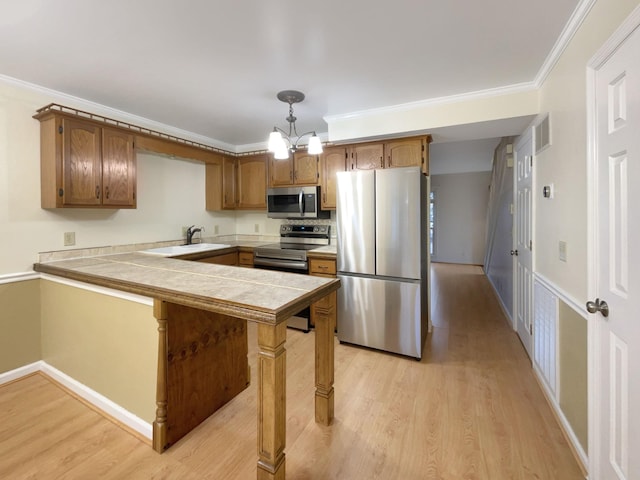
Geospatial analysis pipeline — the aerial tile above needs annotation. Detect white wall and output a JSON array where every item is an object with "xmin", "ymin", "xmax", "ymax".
[
  {"xmin": 0, "ymin": 79, "xmax": 238, "ymax": 275},
  {"xmin": 430, "ymin": 138, "xmax": 499, "ymax": 175},
  {"xmin": 534, "ymin": 0, "xmax": 639, "ymax": 300},
  {"xmin": 431, "ymin": 172, "xmax": 491, "ymax": 265}
]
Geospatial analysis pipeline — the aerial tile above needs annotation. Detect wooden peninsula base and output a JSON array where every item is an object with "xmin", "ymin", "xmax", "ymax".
[
  {"xmin": 152, "ymin": 292, "xmax": 336, "ymax": 480},
  {"xmin": 153, "ymin": 300, "xmax": 250, "ymax": 452}
]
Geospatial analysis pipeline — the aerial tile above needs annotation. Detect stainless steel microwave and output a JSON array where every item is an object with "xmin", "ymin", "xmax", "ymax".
[{"xmin": 267, "ymin": 186, "xmax": 330, "ymax": 219}]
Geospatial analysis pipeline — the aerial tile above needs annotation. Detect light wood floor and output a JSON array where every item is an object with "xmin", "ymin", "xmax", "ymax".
[{"xmin": 0, "ymin": 264, "xmax": 584, "ymax": 479}]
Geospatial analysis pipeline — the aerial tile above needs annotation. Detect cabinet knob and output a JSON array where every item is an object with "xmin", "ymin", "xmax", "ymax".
[
  {"xmin": 95, "ymin": 185, "xmax": 100, "ymax": 199},
  {"xmin": 105, "ymin": 186, "xmax": 110, "ymax": 199}
]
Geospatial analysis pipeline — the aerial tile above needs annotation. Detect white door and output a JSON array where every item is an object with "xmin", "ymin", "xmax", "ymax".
[
  {"xmin": 514, "ymin": 132, "xmax": 533, "ymax": 359},
  {"xmin": 589, "ymin": 16, "xmax": 640, "ymax": 480}
]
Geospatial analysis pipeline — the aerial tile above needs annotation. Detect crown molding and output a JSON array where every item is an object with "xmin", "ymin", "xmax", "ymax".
[
  {"xmin": 534, "ymin": 0, "xmax": 597, "ymax": 86},
  {"xmin": 0, "ymin": 73, "xmax": 236, "ymax": 153}
]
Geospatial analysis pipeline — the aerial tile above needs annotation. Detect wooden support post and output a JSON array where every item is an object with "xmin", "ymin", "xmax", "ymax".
[
  {"xmin": 257, "ymin": 322, "xmax": 287, "ymax": 480},
  {"xmin": 313, "ymin": 291, "xmax": 336, "ymax": 425},
  {"xmin": 152, "ymin": 299, "xmax": 168, "ymax": 453}
]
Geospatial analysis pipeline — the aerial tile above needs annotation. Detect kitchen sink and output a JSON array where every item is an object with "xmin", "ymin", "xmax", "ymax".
[{"xmin": 140, "ymin": 243, "xmax": 232, "ymax": 256}]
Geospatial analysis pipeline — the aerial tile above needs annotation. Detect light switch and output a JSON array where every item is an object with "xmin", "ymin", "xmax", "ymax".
[{"xmin": 559, "ymin": 241, "xmax": 567, "ymax": 262}]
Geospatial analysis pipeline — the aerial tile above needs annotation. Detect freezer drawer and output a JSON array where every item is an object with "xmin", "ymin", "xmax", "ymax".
[{"xmin": 337, "ymin": 274, "xmax": 423, "ymax": 359}]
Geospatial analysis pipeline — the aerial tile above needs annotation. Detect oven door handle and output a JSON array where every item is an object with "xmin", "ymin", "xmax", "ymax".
[
  {"xmin": 254, "ymin": 258, "xmax": 308, "ymax": 271},
  {"xmin": 299, "ymin": 189, "xmax": 304, "ymax": 216}
]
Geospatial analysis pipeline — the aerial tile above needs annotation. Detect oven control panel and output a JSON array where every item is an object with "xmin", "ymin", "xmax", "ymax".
[{"xmin": 280, "ymin": 224, "xmax": 330, "ymax": 237}]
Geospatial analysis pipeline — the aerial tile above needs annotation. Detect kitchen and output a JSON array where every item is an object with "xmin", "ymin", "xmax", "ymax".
[{"xmin": 2, "ymin": 0, "xmax": 639, "ymax": 479}]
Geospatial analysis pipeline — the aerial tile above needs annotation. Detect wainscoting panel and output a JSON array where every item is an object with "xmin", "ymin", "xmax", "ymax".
[{"xmin": 534, "ymin": 280, "xmax": 558, "ymax": 396}]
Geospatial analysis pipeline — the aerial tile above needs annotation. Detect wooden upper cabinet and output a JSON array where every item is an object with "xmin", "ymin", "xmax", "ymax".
[
  {"xmin": 320, "ymin": 147, "xmax": 347, "ymax": 210},
  {"xmin": 293, "ymin": 152, "xmax": 319, "ymax": 184},
  {"xmin": 349, "ymin": 143, "xmax": 384, "ymax": 170},
  {"xmin": 206, "ymin": 154, "xmax": 267, "ymax": 211},
  {"xmin": 36, "ymin": 113, "xmax": 136, "ymax": 208},
  {"xmin": 222, "ymin": 156, "xmax": 237, "ymax": 209},
  {"xmin": 384, "ymin": 136, "xmax": 431, "ymax": 173},
  {"xmin": 236, "ymin": 154, "xmax": 267, "ymax": 209},
  {"xmin": 102, "ymin": 127, "xmax": 136, "ymax": 206},
  {"xmin": 62, "ymin": 118, "xmax": 102, "ymax": 206},
  {"xmin": 269, "ymin": 156, "xmax": 293, "ymax": 186},
  {"xmin": 269, "ymin": 151, "xmax": 318, "ymax": 186}
]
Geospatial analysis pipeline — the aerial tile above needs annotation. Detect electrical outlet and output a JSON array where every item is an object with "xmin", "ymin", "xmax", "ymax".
[
  {"xmin": 182, "ymin": 226, "xmax": 188, "ymax": 236},
  {"xmin": 559, "ymin": 241, "xmax": 567, "ymax": 262},
  {"xmin": 64, "ymin": 232, "xmax": 75, "ymax": 246},
  {"xmin": 214, "ymin": 225, "xmax": 219, "ymax": 234},
  {"xmin": 254, "ymin": 223, "xmax": 260, "ymax": 233}
]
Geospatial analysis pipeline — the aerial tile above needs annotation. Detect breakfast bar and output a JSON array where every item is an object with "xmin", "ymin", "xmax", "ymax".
[{"xmin": 34, "ymin": 252, "xmax": 340, "ymax": 480}]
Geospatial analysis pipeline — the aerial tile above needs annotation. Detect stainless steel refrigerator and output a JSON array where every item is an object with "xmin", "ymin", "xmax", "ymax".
[{"xmin": 336, "ymin": 166, "xmax": 428, "ymax": 359}]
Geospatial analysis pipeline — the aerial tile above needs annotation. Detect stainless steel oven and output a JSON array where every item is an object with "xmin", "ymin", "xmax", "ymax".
[
  {"xmin": 267, "ymin": 186, "xmax": 330, "ymax": 219},
  {"xmin": 253, "ymin": 224, "xmax": 331, "ymax": 331}
]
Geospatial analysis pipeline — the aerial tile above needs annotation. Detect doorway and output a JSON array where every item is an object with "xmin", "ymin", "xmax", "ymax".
[{"xmin": 587, "ymin": 8, "xmax": 640, "ymax": 479}]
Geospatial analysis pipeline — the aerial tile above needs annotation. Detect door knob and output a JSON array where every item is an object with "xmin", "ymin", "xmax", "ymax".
[
  {"xmin": 510, "ymin": 250, "xmax": 519, "ymax": 256},
  {"xmin": 586, "ymin": 298, "xmax": 609, "ymax": 317}
]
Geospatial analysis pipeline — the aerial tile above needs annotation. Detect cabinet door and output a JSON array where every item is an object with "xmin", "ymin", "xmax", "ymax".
[
  {"xmin": 269, "ymin": 156, "xmax": 293, "ymax": 186},
  {"xmin": 320, "ymin": 147, "xmax": 347, "ymax": 209},
  {"xmin": 62, "ymin": 118, "xmax": 102, "ymax": 206},
  {"xmin": 198, "ymin": 252, "xmax": 238, "ymax": 265},
  {"xmin": 350, "ymin": 143, "xmax": 383, "ymax": 170},
  {"xmin": 384, "ymin": 138, "xmax": 423, "ymax": 169},
  {"xmin": 222, "ymin": 156, "xmax": 237, "ymax": 209},
  {"xmin": 237, "ymin": 154, "xmax": 267, "ymax": 209},
  {"xmin": 293, "ymin": 152, "xmax": 318, "ymax": 185},
  {"xmin": 102, "ymin": 128, "xmax": 136, "ymax": 207}
]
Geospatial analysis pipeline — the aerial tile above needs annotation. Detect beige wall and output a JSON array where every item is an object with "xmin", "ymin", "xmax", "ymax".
[
  {"xmin": 0, "ymin": 279, "xmax": 41, "ymax": 373},
  {"xmin": 0, "ymin": 79, "xmax": 237, "ymax": 276},
  {"xmin": 327, "ymin": 89, "xmax": 539, "ymax": 142},
  {"xmin": 558, "ymin": 300, "xmax": 588, "ymax": 451},
  {"xmin": 40, "ymin": 280, "xmax": 157, "ymax": 423},
  {"xmin": 535, "ymin": 0, "xmax": 639, "ymax": 300}
]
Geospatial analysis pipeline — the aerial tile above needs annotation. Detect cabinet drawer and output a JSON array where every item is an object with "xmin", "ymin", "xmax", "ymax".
[
  {"xmin": 309, "ymin": 258, "xmax": 336, "ymax": 276},
  {"xmin": 238, "ymin": 251, "xmax": 254, "ymax": 267},
  {"xmin": 198, "ymin": 252, "xmax": 238, "ymax": 266}
]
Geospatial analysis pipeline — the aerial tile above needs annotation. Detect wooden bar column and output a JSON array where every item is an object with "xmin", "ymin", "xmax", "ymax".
[
  {"xmin": 257, "ymin": 322, "xmax": 287, "ymax": 480},
  {"xmin": 152, "ymin": 299, "xmax": 168, "ymax": 452},
  {"xmin": 313, "ymin": 291, "xmax": 336, "ymax": 425}
]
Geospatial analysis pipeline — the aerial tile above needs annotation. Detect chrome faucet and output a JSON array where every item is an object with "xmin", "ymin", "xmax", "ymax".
[{"xmin": 186, "ymin": 225, "xmax": 204, "ymax": 245}]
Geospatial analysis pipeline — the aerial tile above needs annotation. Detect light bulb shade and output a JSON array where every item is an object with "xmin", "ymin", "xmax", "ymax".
[
  {"xmin": 274, "ymin": 144, "xmax": 289, "ymax": 159},
  {"xmin": 307, "ymin": 134, "xmax": 323, "ymax": 155},
  {"xmin": 268, "ymin": 130, "xmax": 283, "ymax": 153}
]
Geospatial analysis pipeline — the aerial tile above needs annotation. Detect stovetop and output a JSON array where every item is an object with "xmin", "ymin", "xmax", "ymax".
[{"xmin": 254, "ymin": 224, "xmax": 331, "ymax": 261}]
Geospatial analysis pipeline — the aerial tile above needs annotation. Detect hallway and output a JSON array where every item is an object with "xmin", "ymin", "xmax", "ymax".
[{"xmin": 0, "ymin": 264, "xmax": 584, "ymax": 479}]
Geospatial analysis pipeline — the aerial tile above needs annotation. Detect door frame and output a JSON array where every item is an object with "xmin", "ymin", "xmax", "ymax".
[
  {"xmin": 512, "ymin": 129, "xmax": 534, "ymax": 356},
  {"xmin": 586, "ymin": 5, "xmax": 640, "ymax": 477}
]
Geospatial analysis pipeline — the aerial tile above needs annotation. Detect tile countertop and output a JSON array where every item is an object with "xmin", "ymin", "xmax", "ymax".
[{"xmin": 34, "ymin": 252, "xmax": 340, "ymax": 325}]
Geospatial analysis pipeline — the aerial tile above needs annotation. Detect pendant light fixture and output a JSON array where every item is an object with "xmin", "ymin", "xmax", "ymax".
[{"xmin": 267, "ymin": 90, "xmax": 323, "ymax": 159}]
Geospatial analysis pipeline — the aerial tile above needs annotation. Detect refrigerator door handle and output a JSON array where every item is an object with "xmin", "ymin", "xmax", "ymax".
[{"xmin": 298, "ymin": 189, "xmax": 304, "ymax": 216}]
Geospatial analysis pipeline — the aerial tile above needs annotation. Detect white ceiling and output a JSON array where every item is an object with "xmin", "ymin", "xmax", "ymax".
[{"xmin": 0, "ymin": 0, "xmax": 581, "ymax": 149}]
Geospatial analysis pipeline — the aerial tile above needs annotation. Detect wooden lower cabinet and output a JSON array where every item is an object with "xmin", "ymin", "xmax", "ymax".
[
  {"xmin": 309, "ymin": 257, "xmax": 337, "ymax": 276},
  {"xmin": 238, "ymin": 250, "xmax": 254, "ymax": 267},
  {"xmin": 198, "ymin": 251, "xmax": 238, "ymax": 266},
  {"xmin": 309, "ymin": 255, "xmax": 337, "ymax": 329}
]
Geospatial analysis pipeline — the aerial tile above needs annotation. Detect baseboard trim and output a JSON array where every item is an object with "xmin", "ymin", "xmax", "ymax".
[
  {"xmin": 533, "ymin": 364, "xmax": 589, "ymax": 477},
  {"xmin": 0, "ymin": 361, "xmax": 42, "ymax": 385},
  {"xmin": 0, "ymin": 361, "xmax": 152, "ymax": 443}
]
